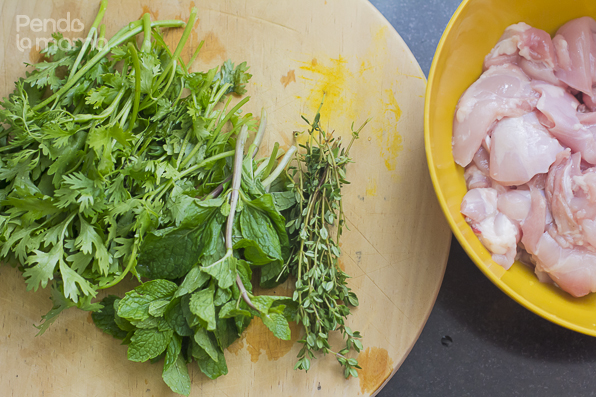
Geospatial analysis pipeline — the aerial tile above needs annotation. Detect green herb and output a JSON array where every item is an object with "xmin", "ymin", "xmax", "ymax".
[
  {"xmin": 287, "ymin": 103, "xmax": 369, "ymax": 378},
  {"xmin": 0, "ymin": 4, "xmax": 256, "ymax": 333},
  {"xmin": 94, "ymin": 118, "xmax": 298, "ymax": 395}
]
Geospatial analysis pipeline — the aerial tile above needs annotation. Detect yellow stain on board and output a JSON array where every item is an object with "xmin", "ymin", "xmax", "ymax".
[
  {"xmin": 293, "ymin": 24, "xmax": 407, "ymax": 173},
  {"xmin": 371, "ymin": 89, "xmax": 403, "ymax": 171},
  {"xmin": 299, "ymin": 56, "xmax": 356, "ymax": 125},
  {"xmin": 359, "ymin": 59, "xmax": 373, "ymax": 76},
  {"xmin": 366, "ymin": 178, "xmax": 378, "ymax": 196}
]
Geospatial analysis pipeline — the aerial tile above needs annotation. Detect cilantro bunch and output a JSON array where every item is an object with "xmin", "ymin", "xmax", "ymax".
[{"xmin": 0, "ymin": 2, "xmax": 278, "ymax": 335}]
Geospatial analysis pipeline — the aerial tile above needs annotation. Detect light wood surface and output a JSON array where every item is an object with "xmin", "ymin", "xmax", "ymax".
[{"xmin": 0, "ymin": 0, "xmax": 451, "ymax": 395}]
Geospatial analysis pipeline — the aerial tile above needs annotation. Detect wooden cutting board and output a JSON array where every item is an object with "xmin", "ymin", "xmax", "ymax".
[{"xmin": 0, "ymin": 0, "xmax": 451, "ymax": 395}]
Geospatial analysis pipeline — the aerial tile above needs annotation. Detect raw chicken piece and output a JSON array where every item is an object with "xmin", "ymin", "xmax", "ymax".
[
  {"xmin": 483, "ymin": 22, "xmax": 561, "ymax": 85},
  {"xmin": 472, "ymin": 146, "xmax": 490, "ymax": 174},
  {"xmin": 521, "ymin": 187, "xmax": 547, "ymax": 254},
  {"xmin": 461, "ymin": 187, "xmax": 520, "ymax": 269},
  {"xmin": 465, "ymin": 164, "xmax": 491, "ymax": 189},
  {"xmin": 545, "ymin": 150, "xmax": 584, "ymax": 247},
  {"xmin": 489, "ymin": 112, "xmax": 564, "ymax": 185},
  {"xmin": 533, "ymin": 82, "xmax": 596, "ymax": 164},
  {"xmin": 461, "ymin": 188, "xmax": 498, "ymax": 222},
  {"xmin": 582, "ymin": 88, "xmax": 596, "ymax": 111},
  {"xmin": 477, "ymin": 213, "xmax": 519, "ymax": 269},
  {"xmin": 483, "ymin": 23, "xmax": 555, "ymax": 70},
  {"xmin": 532, "ymin": 232, "xmax": 596, "ymax": 297},
  {"xmin": 554, "ymin": 17, "xmax": 596, "ymax": 97},
  {"xmin": 498, "ymin": 189, "xmax": 531, "ymax": 223},
  {"xmin": 455, "ymin": 17, "xmax": 596, "ymax": 295},
  {"xmin": 545, "ymin": 149, "xmax": 596, "ymax": 253},
  {"xmin": 453, "ymin": 64, "xmax": 539, "ymax": 166}
]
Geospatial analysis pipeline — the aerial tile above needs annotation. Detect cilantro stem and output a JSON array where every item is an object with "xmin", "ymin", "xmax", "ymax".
[
  {"xmin": 155, "ymin": 7, "xmax": 198, "ymax": 89},
  {"xmin": 150, "ymin": 60, "xmax": 177, "ymax": 102},
  {"xmin": 150, "ymin": 28, "xmax": 189, "ymax": 75},
  {"xmin": 73, "ymin": 86, "xmax": 126, "ymax": 122},
  {"xmin": 186, "ymin": 40, "xmax": 205, "ymax": 72},
  {"xmin": 67, "ymin": 0, "xmax": 108, "ymax": 82},
  {"xmin": 127, "ymin": 42, "xmax": 141, "ymax": 132},
  {"xmin": 98, "ymin": 240, "xmax": 139, "ymax": 290},
  {"xmin": 204, "ymin": 96, "xmax": 250, "ymax": 154},
  {"xmin": 33, "ymin": 19, "xmax": 185, "ymax": 111},
  {"xmin": 141, "ymin": 13, "xmax": 152, "ymax": 53},
  {"xmin": 149, "ymin": 150, "xmax": 235, "ymax": 203},
  {"xmin": 255, "ymin": 141, "xmax": 279, "ymax": 178},
  {"xmin": 177, "ymin": 150, "xmax": 235, "ymax": 180},
  {"xmin": 180, "ymin": 94, "xmax": 248, "ymax": 170},
  {"xmin": 98, "ymin": 24, "xmax": 106, "ymax": 49},
  {"xmin": 261, "ymin": 145, "xmax": 297, "ymax": 189},
  {"xmin": 247, "ymin": 108, "xmax": 267, "ymax": 159}
]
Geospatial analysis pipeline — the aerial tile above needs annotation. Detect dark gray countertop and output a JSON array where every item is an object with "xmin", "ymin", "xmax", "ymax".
[{"xmin": 369, "ymin": 1, "xmax": 596, "ymax": 396}]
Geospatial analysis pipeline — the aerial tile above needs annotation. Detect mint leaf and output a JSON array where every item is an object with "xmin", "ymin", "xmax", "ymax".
[
  {"xmin": 137, "ymin": 228, "xmax": 201, "ymax": 280},
  {"xmin": 201, "ymin": 255, "xmax": 236, "ymax": 289},
  {"xmin": 164, "ymin": 298, "xmax": 193, "ymax": 337},
  {"xmin": 148, "ymin": 299, "xmax": 171, "ymax": 317},
  {"xmin": 213, "ymin": 316, "xmax": 239, "ymax": 350},
  {"xmin": 194, "ymin": 327, "xmax": 219, "ymax": 362},
  {"xmin": 92, "ymin": 295, "xmax": 128, "ymax": 340},
  {"xmin": 238, "ymin": 205, "xmax": 283, "ymax": 263},
  {"xmin": 164, "ymin": 334, "xmax": 182, "ymax": 371},
  {"xmin": 127, "ymin": 328, "xmax": 174, "ymax": 362},
  {"xmin": 174, "ymin": 266, "xmax": 210, "ymax": 298},
  {"xmin": 118, "ymin": 280, "xmax": 178, "ymax": 321},
  {"xmin": 192, "ymin": 341, "xmax": 228, "ymax": 380},
  {"xmin": 246, "ymin": 195, "xmax": 290, "ymax": 259},
  {"xmin": 214, "ymin": 287, "xmax": 231, "ymax": 307},
  {"xmin": 260, "ymin": 312, "xmax": 291, "ymax": 341},
  {"xmin": 189, "ymin": 287, "xmax": 216, "ymax": 331},
  {"xmin": 271, "ymin": 191, "xmax": 297, "ymax": 212},
  {"xmin": 233, "ymin": 238, "xmax": 277, "ymax": 266},
  {"xmin": 219, "ymin": 301, "xmax": 251, "ymax": 319},
  {"xmin": 162, "ymin": 352, "xmax": 191, "ymax": 396}
]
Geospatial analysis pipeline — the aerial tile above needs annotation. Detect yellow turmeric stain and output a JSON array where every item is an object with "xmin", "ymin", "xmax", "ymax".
[
  {"xmin": 371, "ymin": 89, "xmax": 403, "ymax": 171},
  {"xmin": 298, "ymin": 56, "xmax": 357, "ymax": 131},
  {"xmin": 359, "ymin": 59, "xmax": 373, "ymax": 76},
  {"xmin": 365, "ymin": 178, "xmax": 378, "ymax": 196}
]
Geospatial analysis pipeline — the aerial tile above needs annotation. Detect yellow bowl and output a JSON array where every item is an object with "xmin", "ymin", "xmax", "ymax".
[{"xmin": 426, "ymin": 0, "xmax": 596, "ymax": 335}]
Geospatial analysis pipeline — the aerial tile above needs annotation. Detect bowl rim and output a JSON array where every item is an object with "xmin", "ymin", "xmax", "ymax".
[{"xmin": 424, "ymin": 0, "xmax": 596, "ymax": 337}]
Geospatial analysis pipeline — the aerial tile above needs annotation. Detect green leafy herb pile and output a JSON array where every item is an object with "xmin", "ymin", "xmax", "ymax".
[
  {"xmin": 93, "ymin": 123, "xmax": 300, "ymax": 395},
  {"xmin": 0, "ymin": 0, "xmax": 292, "ymax": 334},
  {"xmin": 0, "ymin": 0, "xmax": 367, "ymax": 394}
]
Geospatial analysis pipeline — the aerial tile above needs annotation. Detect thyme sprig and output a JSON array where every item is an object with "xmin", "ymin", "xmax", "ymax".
[{"xmin": 287, "ymin": 104, "xmax": 370, "ymax": 378}]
